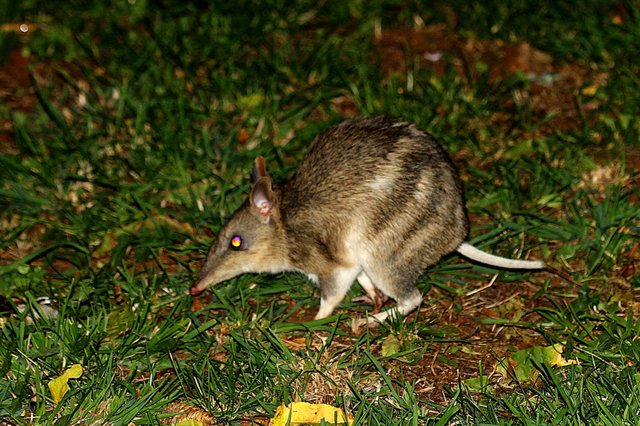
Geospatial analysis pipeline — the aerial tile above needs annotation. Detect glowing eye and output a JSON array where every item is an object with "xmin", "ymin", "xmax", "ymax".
[{"xmin": 230, "ymin": 235, "xmax": 242, "ymax": 249}]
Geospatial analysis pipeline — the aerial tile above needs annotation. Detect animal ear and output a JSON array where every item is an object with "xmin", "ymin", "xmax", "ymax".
[
  {"xmin": 251, "ymin": 156, "xmax": 270, "ymax": 184},
  {"xmin": 250, "ymin": 176, "xmax": 274, "ymax": 222}
]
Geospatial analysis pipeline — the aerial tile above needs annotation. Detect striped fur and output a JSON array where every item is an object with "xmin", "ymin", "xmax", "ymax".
[{"xmin": 192, "ymin": 116, "xmax": 543, "ymax": 324}]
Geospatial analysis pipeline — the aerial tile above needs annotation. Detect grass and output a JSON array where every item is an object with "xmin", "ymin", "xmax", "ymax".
[{"xmin": 1, "ymin": 0, "xmax": 639, "ymax": 424}]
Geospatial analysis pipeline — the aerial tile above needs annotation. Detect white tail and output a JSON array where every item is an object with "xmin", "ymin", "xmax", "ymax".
[{"xmin": 456, "ymin": 242, "xmax": 545, "ymax": 270}]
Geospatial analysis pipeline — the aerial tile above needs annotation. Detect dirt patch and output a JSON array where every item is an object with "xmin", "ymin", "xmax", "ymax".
[
  {"xmin": 0, "ymin": 26, "xmax": 36, "ymax": 154},
  {"xmin": 373, "ymin": 23, "xmax": 608, "ymax": 139},
  {"xmin": 0, "ymin": 23, "xmax": 102, "ymax": 155},
  {"xmin": 270, "ymin": 247, "xmax": 637, "ymax": 406},
  {"xmin": 266, "ymin": 268, "xmax": 572, "ymax": 406}
]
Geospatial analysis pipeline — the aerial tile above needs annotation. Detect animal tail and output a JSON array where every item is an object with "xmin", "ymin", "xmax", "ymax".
[{"xmin": 456, "ymin": 242, "xmax": 545, "ymax": 270}]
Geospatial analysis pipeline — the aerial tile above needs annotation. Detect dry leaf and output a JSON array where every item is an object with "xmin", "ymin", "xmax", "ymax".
[
  {"xmin": 495, "ymin": 343, "xmax": 578, "ymax": 383},
  {"xmin": 381, "ymin": 334, "xmax": 401, "ymax": 357},
  {"xmin": 175, "ymin": 421, "xmax": 205, "ymax": 426},
  {"xmin": 48, "ymin": 364, "xmax": 83, "ymax": 402},
  {"xmin": 581, "ymin": 85, "xmax": 598, "ymax": 96},
  {"xmin": 161, "ymin": 402, "xmax": 216, "ymax": 425},
  {"xmin": 281, "ymin": 336, "xmax": 308, "ymax": 351},
  {"xmin": 547, "ymin": 343, "xmax": 579, "ymax": 367},
  {"xmin": 270, "ymin": 402, "xmax": 353, "ymax": 426}
]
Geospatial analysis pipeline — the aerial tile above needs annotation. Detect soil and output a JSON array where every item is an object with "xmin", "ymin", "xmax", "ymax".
[{"xmin": 2, "ymin": 17, "xmax": 637, "ymax": 419}]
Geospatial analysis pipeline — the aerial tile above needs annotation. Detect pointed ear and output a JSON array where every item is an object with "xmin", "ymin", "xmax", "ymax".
[
  {"xmin": 250, "ymin": 176, "xmax": 274, "ymax": 223},
  {"xmin": 251, "ymin": 156, "xmax": 270, "ymax": 184}
]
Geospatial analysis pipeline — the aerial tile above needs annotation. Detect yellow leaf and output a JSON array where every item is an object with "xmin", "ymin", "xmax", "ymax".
[
  {"xmin": 270, "ymin": 402, "xmax": 353, "ymax": 426},
  {"xmin": 381, "ymin": 334, "xmax": 401, "ymax": 357},
  {"xmin": 174, "ymin": 421, "xmax": 205, "ymax": 426},
  {"xmin": 547, "ymin": 343, "xmax": 579, "ymax": 367},
  {"xmin": 581, "ymin": 85, "xmax": 598, "ymax": 96},
  {"xmin": 495, "ymin": 343, "xmax": 578, "ymax": 383},
  {"xmin": 48, "ymin": 364, "xmax": 83, "ymax": 403}
]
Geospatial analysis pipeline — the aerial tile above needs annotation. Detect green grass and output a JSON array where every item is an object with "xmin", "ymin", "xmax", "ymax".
[{"xmin": 1, "ymin": 0, "xmax": 639, "ymax": 424}]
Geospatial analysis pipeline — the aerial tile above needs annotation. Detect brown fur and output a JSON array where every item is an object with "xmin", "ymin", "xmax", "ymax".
[{"xmin": 192, "ymin": 116, "xmax": 470, "ymax": 323}]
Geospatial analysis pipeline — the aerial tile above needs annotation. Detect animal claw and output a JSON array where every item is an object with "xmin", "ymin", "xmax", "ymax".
[{"xmin": 352, "ymin": 288, "xmax": 388, "ymax": 314}]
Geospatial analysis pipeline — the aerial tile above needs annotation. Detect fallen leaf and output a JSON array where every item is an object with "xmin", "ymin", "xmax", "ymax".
[
  {"xmin": 175, "ymin": 420, "xmax": 205, "ymax": 426},
  {"xmin": 381, "ymin": 334, "xmax": 401, "ymax": 357},
  {"xmin": 581, "ymin": 85, "xmax": 598, "ymax": 96},
  {"xmin": 281, "ymin": 336, "xmax": 309, "ymax": 351},
  {"xmin": 270, "ymin": 402, "xmax": 353, "ymax": 426},
  {"xmin": 237, "ymin": 128, "xmax": 250, "ymax": 145},
  {"xmin": 48, "ymin": 364, "xmax": 83, "ymax": 402},
  {"xmin": 496, "ymin": 349, "xmax": 535, "ymax": 383},
  {"xmin": 495, "ymin": 343, "xmax": 578, "ymax": 384},
  {"xmin": 546, "ymin": 343, "xmax": 579, "ymax": 367},
  {"xmin": 106, "ymin": 304, "xmax": 135, "ymax": 340},
  {"xmin": 462, "ymin": 376, "xmax": 493, "ymax": 393},
  {"xmin": 161, "ymin": 402, "xmax": 217, "ymax": 425}
]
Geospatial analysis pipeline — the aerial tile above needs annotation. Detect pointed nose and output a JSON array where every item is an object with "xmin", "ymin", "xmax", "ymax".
[{"xmin": 189, "ymin": 268, "xmax": 215, "ymax": 296}]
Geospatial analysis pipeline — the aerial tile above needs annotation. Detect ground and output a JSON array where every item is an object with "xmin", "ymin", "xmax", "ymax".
[{"xmin": 0, "ymin": 2, "xmax": 639, "ymax": 424}]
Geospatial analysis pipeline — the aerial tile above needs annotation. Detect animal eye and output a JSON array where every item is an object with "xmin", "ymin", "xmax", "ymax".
[{"xmin": 229, "ymin": 235, "xmax": 243, "ymax": 250}]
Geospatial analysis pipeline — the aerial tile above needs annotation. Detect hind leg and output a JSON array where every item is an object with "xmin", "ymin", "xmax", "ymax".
[
  {"xmin": 353, "ymin": 272, "xmax": 389, "ymax": 313},
  {"xmin": 367, "ymin": 287, "xmax": 422, "ymax": 324},
  {"xmin": 358, "ymin": 266, "xmax": 423, "ymax": 325}
]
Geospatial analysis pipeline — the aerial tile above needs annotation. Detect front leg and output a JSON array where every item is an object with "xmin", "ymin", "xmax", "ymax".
[{"xmin": 314, "ymin": 267, "xmax": 361, "ymax": 320}]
